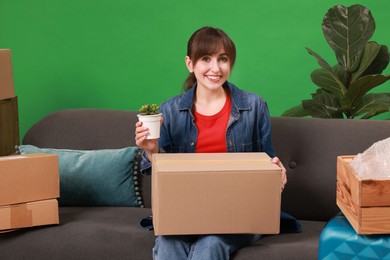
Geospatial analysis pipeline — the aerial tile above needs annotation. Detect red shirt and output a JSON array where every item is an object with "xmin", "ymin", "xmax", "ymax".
[{"xmin": 194, "ymin": 92, "xmax": 231, "ymax": 153}]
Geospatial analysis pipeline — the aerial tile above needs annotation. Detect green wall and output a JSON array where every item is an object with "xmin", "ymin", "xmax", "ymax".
[{"xmin": 1, "ymin": 0, "xmax": 389, "ymax": 139}]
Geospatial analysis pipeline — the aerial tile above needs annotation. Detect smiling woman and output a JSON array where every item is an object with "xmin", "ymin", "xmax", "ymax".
[{"xmin": 135, "ymin": 26, "xmax": 296, "ymax": 260}]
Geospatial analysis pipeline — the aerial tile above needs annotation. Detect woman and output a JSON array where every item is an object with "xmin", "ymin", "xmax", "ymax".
[{"xmin": 135, "ymin": 26, "xmax": 288, "ymax": 260}]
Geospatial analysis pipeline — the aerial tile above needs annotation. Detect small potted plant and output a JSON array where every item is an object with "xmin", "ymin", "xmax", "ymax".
[{"xmin": 137, "ymin": 104, "xmax": 162, "ymax": 139}]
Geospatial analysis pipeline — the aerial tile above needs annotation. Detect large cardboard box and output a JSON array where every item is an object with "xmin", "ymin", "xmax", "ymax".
[
  {"xmin": 152, "ymin": 152, "xmax": 281, "ymax": 235},
  {"xmin": 0, "ymin": 97, "xmax": 20, "ymax": 156},
  {"xmin": 0, "ymin": 154, "xmax": 60, "ymax": 206},
  {"xmin": 0, "ymin": 199, "xmax": 59, "ymax": 231},
  {"xmin": 0, "ymin": 49, "xmax": 15, "ymax": 100},
  {"xmin": 337, "ymin": 156, "xmax": 390, "ymax": 234}
]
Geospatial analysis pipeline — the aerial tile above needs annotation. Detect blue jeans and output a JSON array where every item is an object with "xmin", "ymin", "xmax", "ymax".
[{"xmin": 152, "ymin": 234, "xmax": 261, "ymax": 260}]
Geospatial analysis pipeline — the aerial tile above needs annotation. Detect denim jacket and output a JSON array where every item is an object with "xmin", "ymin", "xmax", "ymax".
[
  {"xmin": 139, "ymin": 81, "xmax": 302, "ymax": 233},
  {"xmin": 141, "ymin": 81, "xmax": 275, "ymax": 174}
]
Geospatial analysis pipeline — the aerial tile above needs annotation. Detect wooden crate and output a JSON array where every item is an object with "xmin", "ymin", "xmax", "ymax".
[
  {"xmin": 336, "ymin": 156, "xmax": 390, "ymax": 234},
  {"xmin": 0, "ymin": 97, "xmax": 19, "ymax": 156}
]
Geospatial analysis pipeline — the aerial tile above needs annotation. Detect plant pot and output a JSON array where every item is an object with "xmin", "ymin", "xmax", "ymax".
[{"xmin": 137, "ymin": 113, "xmax": 162, "ymax": 139}]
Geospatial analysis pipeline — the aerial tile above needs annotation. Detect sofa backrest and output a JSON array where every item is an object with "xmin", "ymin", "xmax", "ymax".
[
  {"xmin": 272, "ymin": 117, "xmax": 390, "ymax": 221},
  {"xmin": 22, "ymin": 109, "xmax": 139, "ymax": 149},
  {"xmin": 22, "ymin": 109, "xmax": 390, "ymax": 221}
]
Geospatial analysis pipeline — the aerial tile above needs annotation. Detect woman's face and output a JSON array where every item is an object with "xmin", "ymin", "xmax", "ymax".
[{"xmin": 185, "ymin": 48, "xmax": 231, "ymax": 92}]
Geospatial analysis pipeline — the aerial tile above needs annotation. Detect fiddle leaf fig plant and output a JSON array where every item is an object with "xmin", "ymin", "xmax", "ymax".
[
  {"xmin": 282, "ymin": 4, "xmax": 390, "ymax": 119},
  {"xmin": 139, "ymin": 104, "xmax": 160, "ymax": 115}
]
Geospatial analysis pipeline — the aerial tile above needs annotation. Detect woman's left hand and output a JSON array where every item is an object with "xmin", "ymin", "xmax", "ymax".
[{"xmin": 271, "ymin": 157, "xmax": 287, "ymax": 192}]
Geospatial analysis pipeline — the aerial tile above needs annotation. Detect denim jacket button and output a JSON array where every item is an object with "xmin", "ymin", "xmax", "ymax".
[{"xmin": 191, "ymin": 142, "xmax": 194, "ymax": 146}]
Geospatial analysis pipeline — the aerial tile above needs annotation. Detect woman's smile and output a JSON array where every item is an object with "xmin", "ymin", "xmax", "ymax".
[{"xmin": 205, "ymin": 75, "xmax": 223, "ymax": 82}]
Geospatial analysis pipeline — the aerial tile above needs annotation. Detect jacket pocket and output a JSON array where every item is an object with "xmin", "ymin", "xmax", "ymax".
[
  {"xmin": 240, "ymin": 142, "xmax": 253, "ymax": 152},
  {"xmin": 240, "ymin": 140, "xmax": 261, "ymax": 152}
]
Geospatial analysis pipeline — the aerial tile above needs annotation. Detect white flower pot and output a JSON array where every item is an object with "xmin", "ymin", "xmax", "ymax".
[{"xmin": 137, "ymin": 113, "xmax": 162, "ymax": 139}]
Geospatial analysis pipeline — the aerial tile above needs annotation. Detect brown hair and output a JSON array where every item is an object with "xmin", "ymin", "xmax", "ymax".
[{"xmin": 183, "ymin": 27, "xmax": 236, "ymax": 91}]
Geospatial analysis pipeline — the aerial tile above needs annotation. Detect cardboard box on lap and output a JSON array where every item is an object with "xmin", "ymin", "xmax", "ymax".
[
  {"xmin": 152, "ymin": 152, "xmax": 281, "ymax": 235},
  {"xmin": 337, "ymin": 156, "xmax": 390, "ymax": 234},
  {"xmin": 0, "ymin": 49, "xmax": 15, "ymax": 100},
  {"xmin": 0, "ymin": 154, "xmax": 60, "ymax": 206},
  {"xmin": 0, "ymin": 199, "xmax": 59, "ymax": 231}
]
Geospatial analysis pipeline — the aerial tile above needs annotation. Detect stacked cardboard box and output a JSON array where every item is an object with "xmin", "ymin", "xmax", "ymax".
[
  {"xmin": 0, "ymin": 97, "xmax": 19, "ymax": 156},
  {"xmin": 152, "ymin": 152, "xmax": 281, "ymax": 235},
  {"xmin": 0, "ymin": 154, "xmax": 60, "ymax": 231},
  {"xmin": 0, "ymin": 49, "xmax": 19, "ymax": 156},
  {"xmin": 337, "ymin": 156, "xmax": 390, "ymax": 234}
]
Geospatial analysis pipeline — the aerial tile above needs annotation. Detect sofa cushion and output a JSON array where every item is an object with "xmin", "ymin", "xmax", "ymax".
[
  {"xmin": 0, "ymin": 207, "xmax": 322, "ymax": 260},
  {"xmin": 19, "ymin": 145, "xmax": 143, "ymax": 207},
  {"xmin": 0, "ymin": 207, "xmax": 156, "ymax": 260}
]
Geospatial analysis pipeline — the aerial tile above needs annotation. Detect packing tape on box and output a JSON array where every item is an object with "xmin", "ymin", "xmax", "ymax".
[
  {"xmin": 157, "ymin": 159, "xmax": 271, "ymax": 164},
  {"xmin": 10, "ymin": 203, "xmax": 33, "ymax": 228}
]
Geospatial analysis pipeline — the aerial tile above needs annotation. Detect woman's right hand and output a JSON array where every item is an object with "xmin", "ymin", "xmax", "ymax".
[{"xmin": 135, "ymin": 121, "xmax": 159, "ymax": 158}]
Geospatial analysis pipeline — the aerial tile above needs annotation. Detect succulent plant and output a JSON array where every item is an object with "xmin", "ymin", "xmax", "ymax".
[{"xmin": 139, "ymin": 104, "xmax": 160, "ymax": 115}]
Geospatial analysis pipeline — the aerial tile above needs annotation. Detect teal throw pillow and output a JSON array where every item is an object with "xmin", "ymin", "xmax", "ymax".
[{"xmin": 18, "ymin": 145, "xmax": 143, "ymax": 207}]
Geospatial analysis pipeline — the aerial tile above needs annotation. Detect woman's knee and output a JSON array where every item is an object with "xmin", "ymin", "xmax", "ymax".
[
  {"xmin": 153, "ymin": 235, "xmax": 196, "ymax": 260},
  {"xmin": 189, "ymin": 235, "xmax": 231, "ymax": 260},
  {"xmin": 197, "ymin": 234, "xmax": 260, "ymax": 253},
  {"xmin": 156, "ymin": 235, "xmax": 193, "ymax": 248}
]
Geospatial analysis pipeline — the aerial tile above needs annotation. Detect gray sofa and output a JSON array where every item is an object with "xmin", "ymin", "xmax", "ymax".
[{"xmin": 1, "ymin": 109, "xmax": 390, "ymax": 259}]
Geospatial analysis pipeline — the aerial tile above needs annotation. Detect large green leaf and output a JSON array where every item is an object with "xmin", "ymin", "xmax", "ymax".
[
  {"xmin": 322, "ymin": 4, "xmax": 375, "ymax": 72},
  {"xmin": 302, "ymin": 100, "xmax": 341, "ymax": 118},
  {"xmin": 312, "ymin": 89, "xmax": 344, "ymax": 115},
  {"xmin": 352, "ymin": 93, "xmax": 390, "ymax": 119},
  {"xmin": 302, "ymin": 100, "xmax": 330, "ymax": 118},
  {"xmin": 281, "ymin": 104, "xmax": 310, "ymax": 117},
  {"xmin": 360, "ymin": 44, "xmax": 390, "ymax": 77},
  {"xmin": 306, "ymin": 47, "xmax": 347, "ymax": 98},
  {"xmin": 350, "ymin": 42, "xmax": 382, "ymax": 82},
  {"xmin": 345, "ymin": 74, "xmax": 390, "ymax": 107},
  {"xmin": 302, "ymin": 90, "xmax": 344, "ymax": 118},
  {"xmin": 333, "ymin": 64, "xmax": 348, "ymax": 85},
  {"xmin": 310, "ymin": 68, "xmax": 345, "ymax": 99}
]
